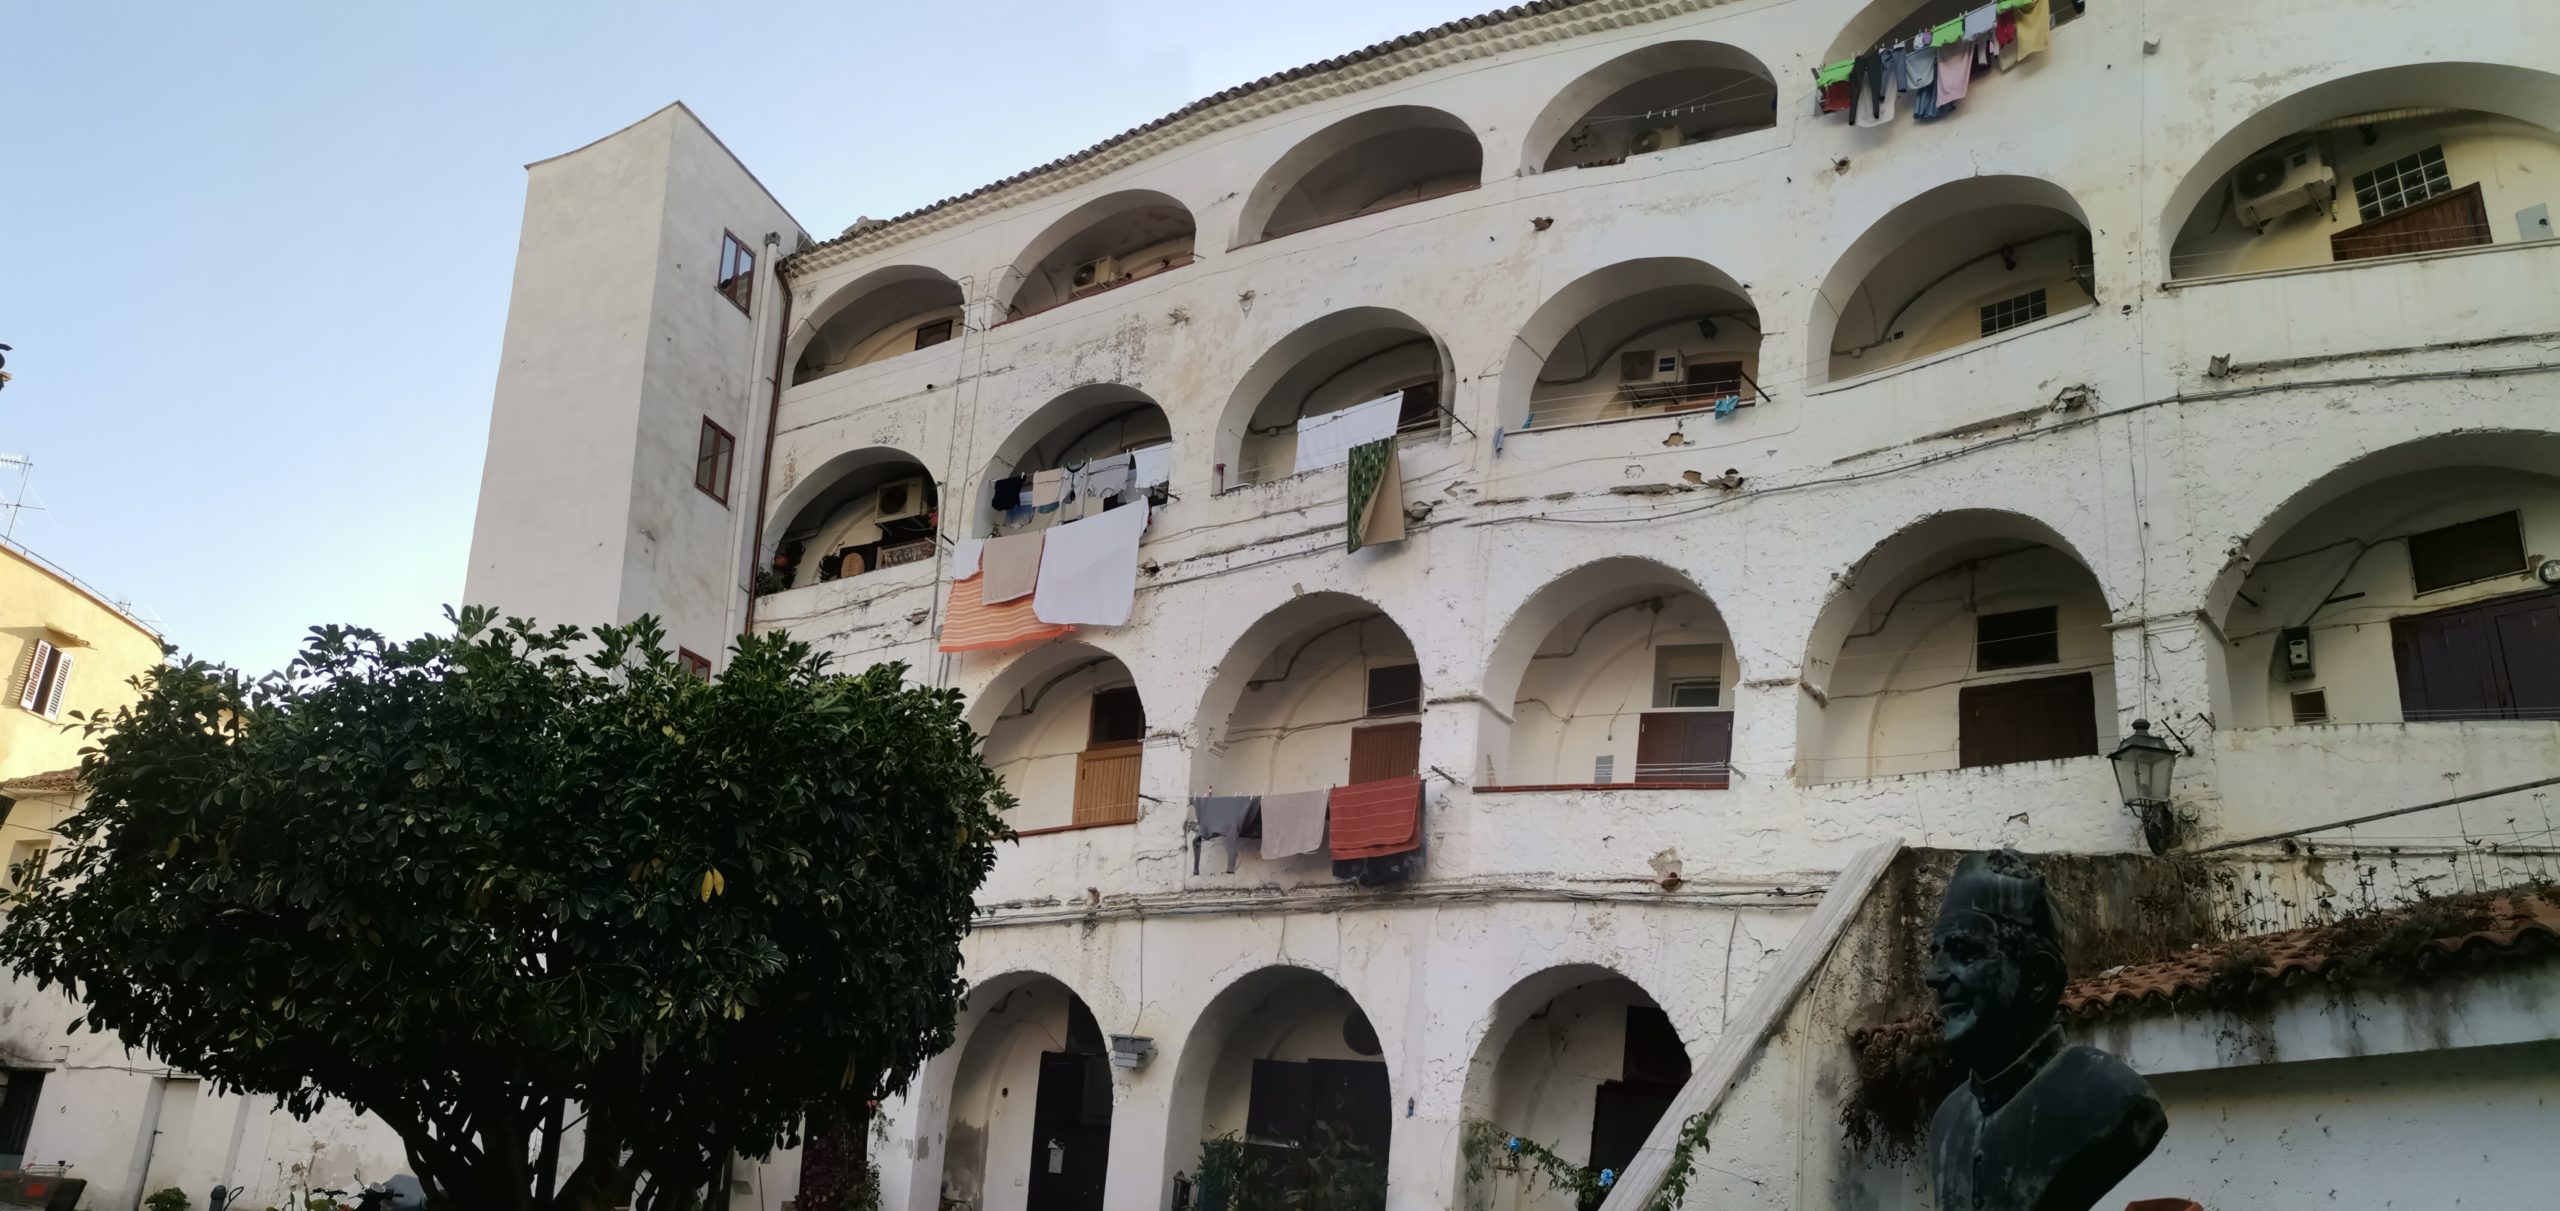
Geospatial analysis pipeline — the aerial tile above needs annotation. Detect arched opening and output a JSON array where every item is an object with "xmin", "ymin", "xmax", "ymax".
[
  {"xmin": 1799, "ymin": 510, "xmax": 2115, "ymax": 783},
  {"xmin": 1195, "ymin": 593, "xmax": 1424, "ymax": 800},
  {"xmin": 1809, "ymin": 176, "xmax": 2093, "ymax": 386},
  {"xmin": 972, "ymin": 385, "xmax": 1172, "ymax": 538},
  {"xmin": 1459, "ymin": 966, "xmax": 1691, "ymax": 1210},
  {"xmin": 1221, "ymin": 308, "xmax": 1450, "ymax": 486},
  {"xmin": 1821, "ymin": 0, "xmax": 2083, "ymax": 64},
  {"xmin": 791, "ymin": 265, "xmax": 965, "ymax": 385},
  {"xmin": 1479, "ymin": 559, "xmax": 1738, "ymax": 791},
  {"xmin": 757, "ymin": 447, "xmax": 938, "ymax": 594},
  {"xmin": 975, "ymin": 640, "xmax": 1148, "ymax": 832},
  {"xmin": 1522, "ymin": 41, "xmax": 1776, "ymax": 173},
  {"xmin": 1239, "ymin": 106, "xmax": 1483, "ymax": 244},
  {"xmin": 937, "ymin": 972, "xmax": 1117, "ymax": 1211},
  {"xmin": 999, "ymin": 190, "xmax": 1196, "ymax": 320},
  {"xmin": 1163, "ymin": 967, "xmax": 1391, "ymax": 1211},
  {"xmin": 2163, "ymin": 64, "xmax": 2560, "ymax": 279},
  {"xmin": 2212, "ymin": 433, "xmax": 2560, "ymax": 729},
  {"xmin": 1501, "ymin": 258, "xmax": 1760, "ymax": 433}
]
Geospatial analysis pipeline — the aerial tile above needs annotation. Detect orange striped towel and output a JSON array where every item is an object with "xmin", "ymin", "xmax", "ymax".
[
  {"xmin": 938, "ymin": 572, "xmax": 1072, "ymax": 653},
  {"xmin": 1328, "ymin": 776, "xmax": 1422, "ymax": 860}
]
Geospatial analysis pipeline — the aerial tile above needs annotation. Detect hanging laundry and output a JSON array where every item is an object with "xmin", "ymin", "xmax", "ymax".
[
  {"xmin": 1293, "ymin": 394, "xmax": 1402, "ymax": 474},
  {"xmin": 1995, "ymin": 8, "xmax": 2018, "ymax": 46},
  {"xmin": 1030, "ymin": 468, "xmax": 1067, "ymax": 515},
  {"xmin": 1963, "ymin": 4, "xmax": 1997, "ymax": 40},
  {"xmin": 937, "ymin": 573, "xmax": 1072, "ymax": 653},
  {"xmin": 950, "ymin": 537, "xmax": 983, "ymax": 580},
  {"xmin": 1820, "ymin": 79, "xmax": 1853, "ymax": 115},
  {"xmin": 1713, "ymin": 394, "xmax": 1741, "ymax": 418},
  {"xmin": 1129, "ymin": 443, "xmax": 1174, "ymax": 491},
  {"xmin": 1334, "ymin": 843, "xmax": 1423, "ymax": 887},
  {"xmin": 1328, "ymin": 775, "xmax": 1423, "ymax": 862},
  {"xmin": 1936, "ymin": 40, "xmax": 1973, "ymax": 106},
  {"xmin": 1031, "ymin": 501, "xmax": 1148, "ymax": 627},
  {"xmin": 980, "ymin": 530, "xmax": 1044, "ymax": 604},
  {"xmin": 1256, "ymin": 789, "xmax": 1331, "ymax": 859},
  {"xmin": 1005, "ymin": 502, "xmax": 1036, "ymax": 529},
  {"xmin": 990, "ymin": 475, "xmax": 1025, "ymax": 512},
  {"xmin": 1899, "ymin": 42, "xmax": 1941, "ymax": 119},
  {"xmin": 1082, "ymin": 452, "xmax": 1134, "ymax": 504},
  {"xmin": 1852, "ymin": 50, "xmax": 1896, "ymax": 127},
  {"xmin": 1345, "ymin": 439, "xmax": 1407, "ymax": 553},
  {"xmin": 1815, "ymin": 59, "xmax": 1855, "ymax": 87},
  {"xmin": 1931, "ymin": 17, "xmax": 1965, "ymax": 46},
  {"xmin": 2009, "ymin": 0, "xmax": 2050, "ymax": 64},
  {"xmin": 1190, "ymin": 796, "xmax": 1260, "ymax": 874}
]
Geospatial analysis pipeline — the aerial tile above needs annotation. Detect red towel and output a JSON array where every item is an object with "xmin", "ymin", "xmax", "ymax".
[{"xmin": 1328, "ymin": 776, "xmax": 1422, "ymax": 860}]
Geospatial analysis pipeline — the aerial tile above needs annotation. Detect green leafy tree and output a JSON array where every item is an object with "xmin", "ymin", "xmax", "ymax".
[{"xmin": 0, "ymin": 609, "xmax": 1014, "ymax": 1211}]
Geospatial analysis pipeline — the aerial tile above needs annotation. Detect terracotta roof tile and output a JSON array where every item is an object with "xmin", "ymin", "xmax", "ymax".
[
  {"xmin": 0, "ymin": 767, "xmax": 83, "ymax": 796},
  {"xmin": 785, "ymin": 1, "xmax": 1600, "ymax": 268}
]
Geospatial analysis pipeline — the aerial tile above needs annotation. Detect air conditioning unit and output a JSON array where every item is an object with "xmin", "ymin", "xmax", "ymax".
[
  {"xmin": 873, "ymin": 477, "xmax": 928, "ymax": 522},
  {"xmin": 1619, "ymin": 349, "xmax": 1685, "ymax": 403},
  {"xmin": 1628, "ymin": 125, "xmax": 1685, "ymax": 156},
  {"xmin": 1069, "ymin": 256, "xmax": 1118, "ymax": 296},
  {"xmin": 2232, "ymin": 137, "xmax": 2336, "ymax": 230}
]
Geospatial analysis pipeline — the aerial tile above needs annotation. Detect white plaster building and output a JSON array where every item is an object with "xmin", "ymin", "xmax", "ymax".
[{"xmin": 454, "ymin": 3, "xmax": 2560, "ymax": 1210}]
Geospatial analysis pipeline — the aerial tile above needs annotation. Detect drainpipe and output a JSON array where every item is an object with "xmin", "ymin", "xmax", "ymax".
[{"xmin": 741, "ymin": 231, "xmax": 793, "ymax": 636}]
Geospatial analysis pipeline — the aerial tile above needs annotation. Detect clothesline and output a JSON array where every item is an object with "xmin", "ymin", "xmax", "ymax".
[{"xmin": 1815, "ymin": 0, "xmax": 2078, "ymax": 128}]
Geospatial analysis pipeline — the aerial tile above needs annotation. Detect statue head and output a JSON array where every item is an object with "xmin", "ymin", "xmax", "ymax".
[{"xmin": 1927, "ymin": 849, "xmax": 2067, "ymax": 1073}]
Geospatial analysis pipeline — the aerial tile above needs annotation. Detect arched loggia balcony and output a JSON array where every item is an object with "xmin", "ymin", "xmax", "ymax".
[
  {"xmin": 1194, "ymin": 593, "xmax": 1424, "ymax": 799},
  {"xmin": 2211, "ymin": 432, "xmax": 2560, "ymax": 729},
  {"xmin": 1219, "ymin": 309, "xmax": 1451, "ymax": 487},
  {"xmin": 1500, "ymin": 258, "xmax": 1761, "ymax": 433},
  {"xmin": 1799, "ymin": 510, "xmax": 2116, "ymax": 783},
  {"xmin": 756, "ymin": 447, "xmax": 938, "ymax": 594},
  {"xmin": 1521, "ymin": 41, "xmax": 1776, "ymax": 174},
  {"xmin": 999, "ymin": 190, "xmax": 1196, "ymax": 321},
  {"xmin": 2163, "ymin": 64, "xmax": 2560, "ymax": 279},
  {"xmin": 1160, "ymin": 967, "xmax": 1392, "ymax": 1209},
  {"xmin": 930, "ymin": 973, "xmax": 1118, "ymax": 1211},
  {"xmin": 971, "ymin": 385, "xmax": 1173, "ymax": 538},
  {"xmin": 973, "ymin": 640, "xmax": 1149, "ymax": 833},
  {"xmin": 1809, "ymin": 175, "xmax": 2094, "ymax": 386},
  {"xmin": 1458, "ymin": 965, "xmax": 1693, "ymax": 1211},
  {"xmin": 790, "ymin": 266, "xmax": 965, "ymax": 385},
  {"xmin": 1238, "ymin": 106, "xmax": 1483, "ymax": 245}
]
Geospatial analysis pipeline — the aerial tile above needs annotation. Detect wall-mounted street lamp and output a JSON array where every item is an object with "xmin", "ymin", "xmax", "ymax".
[{"xmin": 2109, "ymin": 719, "xmax": 2180, "ymax": 855}]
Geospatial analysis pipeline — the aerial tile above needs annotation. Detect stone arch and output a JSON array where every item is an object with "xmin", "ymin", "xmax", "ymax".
[
  {"xmin": 1499, "ymin": 257, "xmax": 1759, "ymax": 433},
  {"xmin": 895, "ymin": 969, "xmax": 1116, "ymax": 1211},
  {"xmin": 1520, "ymin": 40, "xmax": 1777, "ymax": 174},
  {"xmin": 758, "ymin": 445, "xmax": 938, "ymax": 591},
  {"xmin": 1157, "ymin": 964, "xmax": 1395, "ymax": 1207},
  {"xmin": 789, "ymin": 265, "xmax": 965, "ymax": 385},
  {"xmin": 1217, "ymin": 307, "xmax": 1452, "ymax": 485},
  {"xmin": 2160, "ymin": 62, "xmax": 2560, "ymax": 279},
  {"xmin": 1455, "ymin": 964, "xmax": 1691, "ymax": 1209},
  {"xmin": 1237, "ymin": 106, "xmax": 1484, "ymax": 245},
  {"xmin": 1797, "ymin": 509, "xmax": 2115, "ymax": 782},
  {"xmin": 970, "ymin": 638, "xmax": 1151, "ymax": 832},
  {"xmin": 997, "ymin": 189, "xmax": 1196, "ymax": 319},
  {"xmin": 1807, "ymin": 175, "xmax": 2093, "ymax": 386},
  {"xmin": 1476, "ymin": 557, "xmax": 1740, "ymax": 789},
  {"xmin": 1194, "ymin": 592, "xmax": 1423, "ymax": 796},
  {"xmin": 968, "ymin": 384, "xmax": 1172, "ymax": 537}
]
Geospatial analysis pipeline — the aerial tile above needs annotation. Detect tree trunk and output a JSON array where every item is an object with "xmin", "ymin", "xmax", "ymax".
[{"xmin": 796, "ymin": 1109, "xmax": 872, "ymax": 1211}]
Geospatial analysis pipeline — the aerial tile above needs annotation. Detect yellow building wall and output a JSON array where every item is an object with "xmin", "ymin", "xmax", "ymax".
[{"xmin": 0, "ymin": 543, "xmax": 163, "ymax": 786}]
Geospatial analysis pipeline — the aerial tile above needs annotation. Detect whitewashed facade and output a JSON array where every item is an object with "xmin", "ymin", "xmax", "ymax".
[{"xmin": 449, "ymin": 2, "xmax": 2560, "ymax": 1210}]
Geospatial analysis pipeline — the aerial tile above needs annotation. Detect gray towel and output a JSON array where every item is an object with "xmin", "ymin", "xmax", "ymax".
[
  {"xmin": 981, "ymin": 531, "xmax": 1044, "ymax": 604},
  {"xmin": 1256, "ymin": 789, "xmax": 1330, "ymax": 859},
  {"xmin": 1191, "ymin": 795, "xmax": 1260, "ymax": 874}
]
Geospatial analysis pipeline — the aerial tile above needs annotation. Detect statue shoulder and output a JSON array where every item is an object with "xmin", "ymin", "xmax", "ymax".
[{"xmin": 2049, "ymin": 1044, "xmax": 2168, "ymax": 1141}]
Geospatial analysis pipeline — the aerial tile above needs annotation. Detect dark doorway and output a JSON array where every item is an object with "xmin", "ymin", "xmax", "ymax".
[
  {"xmin": 0, "ymin": 1068, "xmax": 42, "ymax": 1170},
  {"xmin": 1024, "ymin": 1050, "xmax": 1113, "ymax": 1211}
]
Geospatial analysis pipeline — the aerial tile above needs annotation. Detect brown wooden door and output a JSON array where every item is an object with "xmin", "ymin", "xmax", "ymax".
[
  {"xmin": 1957, "ymin": 672, "xmax": 2098, "ymax": 768},
  {"xmin": 2332, "ymin": 183, "xmax": 2490, "ymax": 261},
  {"xmin": 2391, "ymin": 588, "xmax": 2560, "ymax": 722},
  {"xmin": 1347, "ymin": 722, "xmax": 1422, "ymax": 784},
  {"xmin": 1072, "ymin": 746, "xmax": 1142, "ymax": 826},
  {"xmin": 1634, "ymin": 712, "xmax": 1734, "ymax": 786}
]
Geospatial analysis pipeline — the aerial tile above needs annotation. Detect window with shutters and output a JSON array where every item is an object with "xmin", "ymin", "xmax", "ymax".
[
  {"xmin": 6, "ymin": 841, "xmax": 47, "ymax": 892},
  {"xmin": 694, "ymin": 417, "xmax": 736, "ymax": 504},
  {"xmin": 14, "ymin": 639, "xmax": 72, "ymax": 720},
  {"xmin": 1957, "ymin": 672, "xmax": 2099, "ymax": 768},
  {"xmin": 912, "ymin": 317, "xmax": 954, "ymax": 350},
  {"xmin": 1365, "ymin": 663, "xmax": 1422, "ymax": 716},
  {"xmin": 715, "ymin": 231, "xmax": 755, "ymax": 313},
  {"xmin": 2407, "ymin": 511, "xmax": 2526, "ymax": 594},
  {"xmin": 2390, "ymin": 588, "xmax": 2560, "ymax": 723}
]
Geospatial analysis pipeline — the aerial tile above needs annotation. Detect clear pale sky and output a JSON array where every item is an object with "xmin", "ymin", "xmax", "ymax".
[{"xmin": 0, "ymin": 0, "xmax": 1488, "ymax": 673}]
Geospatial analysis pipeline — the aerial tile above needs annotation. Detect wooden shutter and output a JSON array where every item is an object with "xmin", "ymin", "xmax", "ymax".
[
  {"xmin": 1347, "ymin": 722, "xmax": 1422, "ymax": 784},
  {"xmin": 1634, "ymin": 712, "xmax": 1733, "ymax": 786},
  {"xmin": 1957, "ymin": 672, "xmax": 2099, "ymax": 768},
  {"xmin": 2332, "ymin": 182, "xmax": 2490, "ymax": 261},
  {"xmin": 1071, "ymin": 747, "xmax": 1142, "ymax": 826},
  {"xmin": 2391, "ymin": 588, "xmax": 2560, "ymax": 722},
  {"xmin": 39, "ymin": 653, "xmax": 70, "ymax": 719},
  {"xmin": 16, "ymin": 641, "xmax": 52, "ymax": 712}
]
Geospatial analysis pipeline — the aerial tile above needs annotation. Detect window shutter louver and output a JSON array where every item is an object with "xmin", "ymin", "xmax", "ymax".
[
  {"xmin": 40, "ymin": 652, "xmax": 71, "ymax": 719},
  {"xmin": 16, "ymin": 641, "xmax": 53, "ymax": 711}
]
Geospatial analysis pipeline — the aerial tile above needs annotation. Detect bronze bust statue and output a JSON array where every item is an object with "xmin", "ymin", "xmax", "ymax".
[{"xmin": 1927, "ymin": 850, "xmax": 2167, "ymax": 1210}]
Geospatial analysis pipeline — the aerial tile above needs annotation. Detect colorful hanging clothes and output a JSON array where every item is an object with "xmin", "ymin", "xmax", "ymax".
[
  {"xmin": 1852, "ymin": 50, "xmax": 1897, "ymax": 126},
  {"xmin": 1815, "ymin": 58, "xmax": 1855, "ymax": 114},
  {"xmin": 980, "ymin": 530, "xmax": 1044, "ymax": 604},
  {"xmin": 1899, "ymin": 43, "xmax": 1941, "ymax": 118},
  {"xmin": 1328, "ymin": 775, "xmax": 1423, "ymax": 861},
  {"xmin": 1031, "ymin": 501, "xmax": 1148, "ymax": 627},
  {"xmin": 1294, "ymin": 394, "xmax": 1403, "ymax": 474},
  {"xmin": 1190, "ymin": 796, "xmax": 1260, "ymax": 874},
  {"xmin": 1815, "ymin": 59, "xmax": 1856, "ymax": 86},
  {"xmin": 1820, "ymin": 80, "xmax": 1853, "ymax": 115},
  {"xmin": 949, "ymin": 537, "xmax": 983, "ymax": 580},
  {"xmin": 2010, "ymin": 0, "xmax": 2051, "ymax": 63},
  {"xmin": 1963, "ymin": 4, "xmax": 1997, "ymax": 39},
  {"xmin": 1995, "ymin": 9, "xmax": 2018, "ymax": 45},
  {"xmin": 1931, "ymin": 17, "xmax": 1965, "ymax": 46},
  {"xmin": 1936, "ymin": 41, "xmax": 1974, "ymax": 105},
  {"xmin": 1256, "ymin": 789, "xmax": 1331, "ymax": 859},
  {"xmin": 1345, "ymin": 439, "xmax": 1406, "ymax": 553},
  {"xmin": 937, "ymin": 573, "xmax": 1071, "ymax": 653}
]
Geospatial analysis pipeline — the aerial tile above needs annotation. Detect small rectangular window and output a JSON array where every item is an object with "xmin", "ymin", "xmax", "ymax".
[
  {"xmin": 2290, "ymin": 689, "xmax": 2330, "ymax": 724},
  {"xmin": 2407, "ymin": 511, "xmax": 2526, "ymax": 593},
  {"xmin": 7, "ymin": 841, "xmax": 48, "ymax": 891},
  {"xmin": 1979, "ymin": 288, "xmax": 2049, "ymax": 337},
  {"xmin": 1652, "ymin": 644, "xmax": 1724, "ymax": 708},
  {"xmin": 694, "ymin": 417, "xmax": 736, "ymax": 504},
  {"xmin": 1364, "ymin": 663, "xmax": 1422, "ymax": 716},
  {"xmin": 2352, "ymin": 145, "xmax": 2453, "ymax": 222},
  {"xmin": 1088, "ymin": 686, "xmax": 1146, "ymax": 747},
  {"xmin": 1977, "ymin": 606, "xmax": 2060, "ymax": 671},
  {"xmin": 1681, "ymin": 360, "xmax": 1744, "ymax": 403},
  {"xmin": 676, "ymin": 649, "xmax": 713, "ymax": 681},
  {"xmin": 1394, "ymin": 381, "xmax": 1441, "ymax": 435},
  {"xmin": 913, "ymin": 318, "xmax": 955, "ymax": 350},
  {"xmin": 14, "ymin": 640, "xmax": 71, "ymax": 720},
  {"xmin": 715, "ymin": 231, "xmax": 754, "ymax": 313}
]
